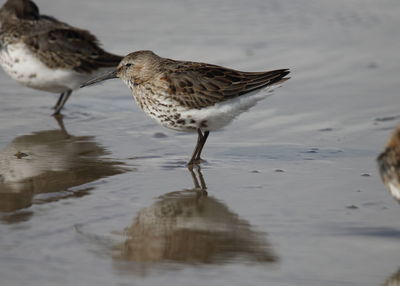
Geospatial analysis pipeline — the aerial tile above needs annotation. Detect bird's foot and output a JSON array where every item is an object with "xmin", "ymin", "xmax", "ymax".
[
  {"xmin": 188, "ymin": 158, "xmax": 206, "ymax": 167},
  {"xmin": 195, "ymin": 188, "xmax": 208, "ymax": 198}
]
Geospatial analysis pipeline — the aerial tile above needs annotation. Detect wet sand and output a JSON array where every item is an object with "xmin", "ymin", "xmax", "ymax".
[{"xmin": 1, "ymin": 0, "xmax": 400, "ymax": 285}]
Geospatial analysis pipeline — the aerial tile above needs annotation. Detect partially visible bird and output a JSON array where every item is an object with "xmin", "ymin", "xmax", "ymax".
[
  {"xmin": 82, "ymin": 50, "xmax": 290, "ymax": 165},
  {"xmin": 377, "ymin": 126, "xmax": 400, "ymax": 202},
  {"xmin": 0, "ymin": 0, "xmax": 122, "ymax": 115}
]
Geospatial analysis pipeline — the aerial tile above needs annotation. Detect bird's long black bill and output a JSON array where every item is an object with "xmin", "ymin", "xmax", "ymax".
[{"xmin": 80, "ymin": 70, "xmax": 118, "ymax": 88}]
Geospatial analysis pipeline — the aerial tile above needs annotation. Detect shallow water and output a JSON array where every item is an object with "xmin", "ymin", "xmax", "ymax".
[{"xmin": 1, "ymin": 0, "xmax": 400, "ymax": 285}]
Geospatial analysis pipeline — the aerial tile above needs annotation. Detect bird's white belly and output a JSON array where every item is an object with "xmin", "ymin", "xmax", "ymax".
[
  {"xmin": 388, "ymin": 181, "xmax": 400, "ymax": 201},
  {"xmin": 179, "ymin": 88, "xmax": 273, "ymax": 131},
  {"xmin": 0, "ymin": 43, "xmax": 91, "ymax": 93},
  {"xmin": 133, "ymin": 85, "xmax": 274, "ymax": 132}
]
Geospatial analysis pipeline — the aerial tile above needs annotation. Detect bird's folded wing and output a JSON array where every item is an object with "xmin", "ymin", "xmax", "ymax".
[
  {"xmin": 24, "ymin": 27, "xmax": 122, "ymax": 73},
  {"xmin": 165, "ymin": 62, "xmax": 290, "ymax": 109}
]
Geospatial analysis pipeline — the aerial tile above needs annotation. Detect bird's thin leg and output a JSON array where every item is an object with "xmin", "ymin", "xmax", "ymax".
[
  {"xmin": 188, "ymin": 165, "xmax": 201, "ymax": 188},
  {"xmin": 53, "ymin": 93, "xmax": 64, "ymax": 109},
  {"xmin": 194, "ymin": 165, "xmax": 207, "ymax": 190},
  {"xmin": 188, "ymin": 165, "xmax": 208, "ymax": 197},
  {"xmin": 195, "ymin": 131, "xmax": 209, "ymax": 161},
  {"xmin": 52, "ymin": 113, "xmax": 71, "ymax": 138},
  {"xmin": 188, "ymin": 129, "xmax": 204, "ymax": 165},
  {"xmin": 53, "ymin": 90, "xmax": 72, "ymax": 115}
]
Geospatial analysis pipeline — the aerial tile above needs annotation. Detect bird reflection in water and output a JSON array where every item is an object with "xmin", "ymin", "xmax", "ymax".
[
  {"xmin": 377, "ymin": 127, "xmax": 400, "ymax": 202},
  {"xmin": 114, "ymin": 166, "xmax": 277, "ymax": 273},
  {"xmin": 0, "ymin": 115, "xmax": 127, "ymax": 221}
]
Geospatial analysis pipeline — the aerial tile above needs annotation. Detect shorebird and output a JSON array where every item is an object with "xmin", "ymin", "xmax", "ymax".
[
  {"xmin": 377, "ymin": 127, "xmax": 400, "ymax": 202},
  {"xmin": 0, "ymin": 0, "xmax": 122, "ymax": 115},
  {"xmin": 82, "ymin": 50, "xmax": 290, "ymax": 165}
]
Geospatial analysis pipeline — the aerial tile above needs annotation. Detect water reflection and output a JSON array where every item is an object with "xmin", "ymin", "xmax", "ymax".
[
  {"xmin": 114, "ymin": 167, "xmax": 276, "ymax": 273},
  {"xmin": 382, "ymin": 268, "xmax": 400, "ymax": 286},
  {"xmin": 0, "ymin": 116, "xmax": 127, "ymax": 219},
  {"xmin": 377, "ymin": 127, "xmax": 400, "ymax": 202}
]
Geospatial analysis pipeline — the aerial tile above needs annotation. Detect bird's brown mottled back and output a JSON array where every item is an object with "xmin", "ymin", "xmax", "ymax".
[
  {"xmin": 377, "ymin": 127, "xmax": 400, "ymax": 202},
  {"xmin": 163, "ymin": 61, "xmax": 289, "ymax": 109},
  {"xmin": 378, "ymin": 128, "xmax": 400, "ymax": 179}
]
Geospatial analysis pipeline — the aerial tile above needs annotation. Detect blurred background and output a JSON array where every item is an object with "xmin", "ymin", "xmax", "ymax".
[{"xmin": 0, "ymin": 0, "xmax": 399, "ymax": 285}]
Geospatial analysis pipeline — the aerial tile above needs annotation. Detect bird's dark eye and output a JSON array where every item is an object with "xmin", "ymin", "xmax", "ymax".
[{"xmin": 125, "ymin": 63, "xmax": 132, "ymax": 67}]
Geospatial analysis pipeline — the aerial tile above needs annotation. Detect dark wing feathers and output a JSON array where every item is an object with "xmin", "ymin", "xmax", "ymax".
[
  {"xmin": 166, "ymin": 62, "xmax": 290, "ymax": 108},
  {"xmin": 24, "ymin": 27, "xmax": 122, "ymax": 73}
]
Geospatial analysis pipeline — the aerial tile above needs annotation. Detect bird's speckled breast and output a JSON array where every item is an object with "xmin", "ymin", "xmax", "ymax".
[
  {"xmin": 127, "ymin": 81, "xmax": 200, "ymax": 132},
  {"xmin": 134, "ymin": 84, "xmax": 196, "ymax": 131}
]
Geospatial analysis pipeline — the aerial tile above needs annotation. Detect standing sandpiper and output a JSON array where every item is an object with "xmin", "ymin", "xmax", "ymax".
[
  {"xmin": 82, "ymin": 50, "xmax": 290, "ymax": 165},
  {"xmin": 377, "ymin": 127, "xmax": 400, "ymax": 202},
  {"xmin": 0, "ymin": 0, "xmax": 122, "ymax": 115}
]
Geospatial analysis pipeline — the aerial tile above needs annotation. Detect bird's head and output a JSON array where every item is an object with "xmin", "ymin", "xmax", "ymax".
[
  {"xmin": 81, "ymin": 50, "xmax": 162, "ymax": 89},
  {"xmin": 1, "ymin": 0, "xmax": 40, "ymax": 21}
]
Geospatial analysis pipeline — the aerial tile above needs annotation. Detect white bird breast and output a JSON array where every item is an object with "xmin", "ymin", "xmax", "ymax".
[
  {"xmin": 0, "ymin": 43, "xmax": 97, "ymax": 93},
  {"xmin": 180, "ymin": 88, "xmax": 274, "ymax": 131}
]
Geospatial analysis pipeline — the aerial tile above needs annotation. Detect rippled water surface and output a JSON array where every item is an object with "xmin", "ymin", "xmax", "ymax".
[{"xmin": 1, "ymin": 0, "xmax": 400, "ymax": 285}]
